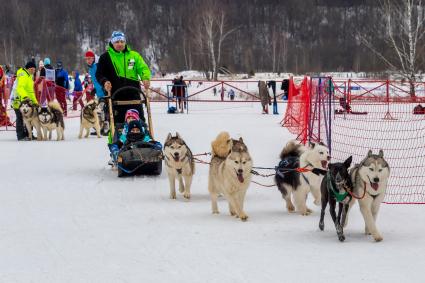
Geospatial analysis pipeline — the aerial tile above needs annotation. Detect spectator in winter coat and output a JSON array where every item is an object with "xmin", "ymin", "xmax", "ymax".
[
  {"xmin": 12, "ymin": 61, "xmax": 38, "ymax": 140},
  {"xmin": 55, "ymin": 61, "xmax": 69, "ymax": 116},
  {"xmin": 38, "ymin": 57, "xmax": 55, "ymax": 102},
  {"xmin": 281, "ymin": 79, "xmax": 289, "ymax": 100},
  {"xmin": 267, "ymin": 80, "xmax": 278, "ymax": 114},
  {"xmin": 96, "ymin": 31, "xmax": 151, "ymax": 124},
  {"xmin": 85, "ymin": 50, "xmax": 109, "ymax": 134},
  {"xmin": 85, "ymin": 50, "xmax": 104, "ymax": 99},
  {"xmin": 72, "ymin": 71, "xmax": 84, "ymax": 110},
  {"xmin": 258, "ymin": 80, "xmax": 271, "ymax": 114},
  {"xmin": 40, "ymin": 57, "xmax": 54, "ymax": 78},
  {"xmin": 0, "ymin": 65, "xmax": 11, "ymax": 127},
  {"xmin": 171, "ymin": 76, "xmax": 186, "ymax": 113}
]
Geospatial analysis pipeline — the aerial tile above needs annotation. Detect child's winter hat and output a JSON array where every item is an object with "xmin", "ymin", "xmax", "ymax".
[
  {"xmin": 44, "ymin": 57, "xmax": 51, "ymax": 65},
  {"xmin": 110, "ymin": 31, "xmax": 126, "ymax": 43},
  {"xmin": 125, "ymin": 109, "xmax": 139, "ymax": 121}
]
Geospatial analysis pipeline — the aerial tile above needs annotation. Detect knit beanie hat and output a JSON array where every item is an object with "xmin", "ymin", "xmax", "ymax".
[
  {"xmin": 44, "ymin": 57, "xmax": 51, "ymax": 65},
  {"xmin": 25, "ymin": 61, "xmax": 36, "ymax": 69},
  {"xmin": 85, "ymin": 50, "xmax": 95, "ymax": 58},
  {"xmin": 125, "ymin": 109, "xmax": 140, "ymax": 121},
  {"xmin": 128, "ymin": 120, "xmax": 143, "ymax": 132},
  {"xmin": 110, "ymin": 31, "xmax": 126, "ymax": 43}
]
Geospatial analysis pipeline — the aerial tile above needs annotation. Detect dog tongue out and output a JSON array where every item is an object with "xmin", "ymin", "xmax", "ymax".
[
  {"xmin": 321, "ymin": 160, "xmax": 328, "ymax": 168},
  {"xmin": 173, "ymin": 156, "xmax": 179, "ymax": 162},
  {"xmin": 371, "ymin": 183, "xmax": 379, "ymax": 190},
  {"xmin": 237, "ymin": 173, "xmax": 244, "ymax": 183}
]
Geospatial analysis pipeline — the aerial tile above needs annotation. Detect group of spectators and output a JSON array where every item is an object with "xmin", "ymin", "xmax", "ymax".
[{"xmin": 0, "ymin": 30, "xmax": 152, "ymax": 143}]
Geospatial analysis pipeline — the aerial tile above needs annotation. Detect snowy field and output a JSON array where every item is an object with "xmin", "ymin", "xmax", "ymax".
[{"xmin": 1, "ymin": 101, "xmax": 425, "ymax": 283}]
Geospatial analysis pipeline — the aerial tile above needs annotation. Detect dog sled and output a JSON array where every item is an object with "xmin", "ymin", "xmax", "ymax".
[{"xmin": 108, "ymin": 86, "xmax": 163, "ymax": 177}]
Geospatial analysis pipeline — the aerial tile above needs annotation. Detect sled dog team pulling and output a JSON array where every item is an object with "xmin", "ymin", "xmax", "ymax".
[
  {"xmin": 18, "ymin": 96, "xmax": 391, "ymax": 242},
  {"xmin": 164, "ymin": 132, "xmax": 390, "ymax": 242}
]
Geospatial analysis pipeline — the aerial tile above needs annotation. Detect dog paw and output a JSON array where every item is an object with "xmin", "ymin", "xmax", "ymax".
[
  {"xmin": 239, "ymin": 213, "xmax": 248, "ymax": 221},
  {"xmin": 319, "ymin": 222, "xmax": 324, "ymax": 231},
  {"xmin": 287, "ymin": 203, "xmax": 295, "ymax": 212},
  {"xmin": 212, "ymin": 210, "xmax": 219, "ymax": 214},
  {"xmin": 373, "ymin": 234, "xmax": 383, "ymax": 242},
  {"xmin": 170, "ymin": 192, "xmax": 176, "ymax": 199},
  {"xmin": 183, "ymin": 192, "xmax": 190, "ymax": 199},
  {"xmin": 229, "ymin": 211, "xmax": 237, "ymax": 216},
  {"xmin": 338, "ymin": 234, "xmax": 346, "ymax": 242}
]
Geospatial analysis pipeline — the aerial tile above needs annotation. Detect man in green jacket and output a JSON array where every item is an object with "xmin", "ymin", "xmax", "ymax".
[
  {"xmin": 12, "ymin": 61, "xmax": 38, "ymax": 140},
  {"xmin": 96, "ymin": 31, "xmax": 151, "ymax": 124}
]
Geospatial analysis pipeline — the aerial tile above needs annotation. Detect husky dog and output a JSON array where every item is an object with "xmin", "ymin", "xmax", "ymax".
[
  {"xmin": 163, "ymin": 132, "xmax": 195, "ymax": 199},
  {"xmin": 96, "ymin": 99, "xmax": 109, "ymax": 135},
  {"xmin": 346, "ymin": 150, "xmax": 390, "ymax": 242},
  {"xmin": 319, "ymin": 156, "xmax": 353, "ymax": 242},
  {"xmin": 208, "ymin": 132, "xmax": 253, "ymax": 221},
  {"xmin": 19, "ymin": 98, "xmax": 43, "ymax": 141},
  {"xmin": 275, "ymin": 140, "xmax": 329, "ymax": 215},
  {"xmin": 79, "ymin": 99, "xmax": 101, "ymax": 138},
  {"xmin": 38, "ymin": 101, "xmax": 65, "ymax": 141}
]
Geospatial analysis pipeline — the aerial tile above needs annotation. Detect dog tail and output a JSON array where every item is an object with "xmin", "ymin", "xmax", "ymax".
[
  {"xmin": 211, "ymin": 131, "xmax": 232, "ymax": 158},
  {"xmin": 48, "ymin": 100, "xmax": 64, "ymax": 113},
  {"xmin": 280, "ymin": 140, "xmax": 303, "ymax": 160}
]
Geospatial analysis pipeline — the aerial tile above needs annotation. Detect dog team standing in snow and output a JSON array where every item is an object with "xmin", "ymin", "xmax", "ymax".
[{"xmin": 4, "ymin": 30, "xmax": 391, "ymax": 243}]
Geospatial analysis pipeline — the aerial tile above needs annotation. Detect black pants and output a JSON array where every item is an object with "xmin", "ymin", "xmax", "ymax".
[{"xmin": 14, "ymin": 109, "xmax": 28, "ymax": 140}]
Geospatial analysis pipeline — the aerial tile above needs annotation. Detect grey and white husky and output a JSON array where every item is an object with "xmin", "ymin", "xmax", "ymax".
[
  {"xmin": 79, "ymin": 99, "xmax": 101, "ymax": 139},
  {"xmin": 163, "ymin": 133, "xmax": 195, "ymax": 199},
  {"xmin": 345, "ymin": 150, "xmax": 390, "ymax": 242},
  {"xmin": 208, "ymin": 132, "xmax": 253, "ymax": 221},
  {"xmin": 38, "ymin": 100, "xmax": 65, "ymax": 141}
]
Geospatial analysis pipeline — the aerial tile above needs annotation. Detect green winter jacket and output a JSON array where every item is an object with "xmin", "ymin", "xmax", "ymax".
[
  {"xmin": 12, "ymin": 68, "xmax": 38, "ymax": 109},
  {"xmin": 107, "ymin": 45, "xmax": 151, "ymax": 82}
]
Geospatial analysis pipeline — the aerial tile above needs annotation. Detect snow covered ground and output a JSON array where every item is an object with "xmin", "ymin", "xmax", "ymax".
[{"xmin": 1, "ymin": 101, "xmax": 424, "ymax": 283}]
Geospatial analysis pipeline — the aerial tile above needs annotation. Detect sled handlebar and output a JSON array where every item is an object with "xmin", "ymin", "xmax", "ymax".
[{"xmin": 111, "ymin": 86, "xmax": 147, "ymax": 102}]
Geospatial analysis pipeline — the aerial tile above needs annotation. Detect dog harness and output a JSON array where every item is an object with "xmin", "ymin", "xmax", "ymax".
[{"xmin": 326, "ymin": 172, "xmax": 350, "ymax": 203}]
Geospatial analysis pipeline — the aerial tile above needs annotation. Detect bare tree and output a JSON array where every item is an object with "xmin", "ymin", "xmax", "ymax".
[
  {"xmin": 192, "ymin": 1, "xmax": 238, "ymax": 80},
  {"xmin": 358, "ymin": 0, "xmax": 425, "ymax": 97}
]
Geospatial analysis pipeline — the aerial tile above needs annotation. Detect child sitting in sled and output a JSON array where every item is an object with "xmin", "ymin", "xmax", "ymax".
[{"xmin": 108, "ymin": 109, "xmax": 159, "ymax": 164}]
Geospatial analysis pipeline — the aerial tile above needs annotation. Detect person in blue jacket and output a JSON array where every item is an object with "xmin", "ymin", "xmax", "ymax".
[
  {"xmin": 72, "ymin": 71, "xmax": 84, "ymax": 110},
  {"xmin": 55, "ymin": 61, "xmax": 69, "ymax": 116},
  {"xmin": 85, "ymin": 50, "xmax": 109, "ymax": 134}
]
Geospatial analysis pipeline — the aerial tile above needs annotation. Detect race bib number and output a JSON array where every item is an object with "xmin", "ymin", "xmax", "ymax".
[{"xmin": 128, "ymin": 59, "xmax": 135, "ymax": 70}]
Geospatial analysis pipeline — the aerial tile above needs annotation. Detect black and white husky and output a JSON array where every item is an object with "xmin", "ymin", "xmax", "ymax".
[
  {"xmin": 319, "ymin": 156, "xmax": 353, "ymax": 242},
  {"xmin": 275, "ymin": 140, "xmax": 330, "ymax": 215},
  {"xmin": 345, "ymin": 150, "xmax": 390, "ymax": 242},
  {"xmin": 38, "ymin": 101, "xmax": 65, "ymax": 141}
]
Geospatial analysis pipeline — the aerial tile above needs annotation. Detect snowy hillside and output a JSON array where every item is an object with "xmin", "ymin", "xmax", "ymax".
[{"xmin": 1, "ymin": 102, "xmax": 424, "ymax": 283}]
